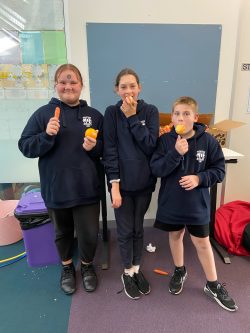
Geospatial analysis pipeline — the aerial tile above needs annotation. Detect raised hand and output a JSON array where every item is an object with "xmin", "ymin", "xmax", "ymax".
[{"xmin": 175, "ymin": 135, "xmax": 188, "ymax": 156}]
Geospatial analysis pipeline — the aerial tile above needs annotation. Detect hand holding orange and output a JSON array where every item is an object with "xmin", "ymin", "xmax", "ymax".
[{"xmin": 85, "ymin": 128, "xmax": 98, "ymax": 139}]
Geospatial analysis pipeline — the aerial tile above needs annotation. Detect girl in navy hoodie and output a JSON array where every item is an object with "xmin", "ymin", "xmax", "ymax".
[
  {"xmin": 103, "ymin": 68, "xmax": 159, "ymax": 299},
  {"xmin": 150, "ymin": 96, "xmax": 237, "ymax": 311},
  {"xmin": 18, "ymin": 64, "xmax": 103, "ymax": 295}
]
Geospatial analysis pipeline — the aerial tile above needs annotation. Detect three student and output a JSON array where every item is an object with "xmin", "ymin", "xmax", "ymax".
[{"xmin": 19, "ymin": 64, "xmax": 237, "ymax": 311}]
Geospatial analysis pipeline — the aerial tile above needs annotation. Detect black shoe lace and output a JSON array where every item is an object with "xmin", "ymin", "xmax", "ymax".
[
  {"xmin": 217, "ymin": 283, "xmax": 228, "ymax": 297},
  {"xmin": 81, "ymin": 264, "xmax": 95, "ymax": 277},
  {"xmin": 126, "ymin": 275, "xmax": 135, "ymax": 286},
  {"xmin": 135, "ymin": 271, "xmax": 144, "ymax": 283},
  {"xmin": 62, "ymin": 266, "xmax": 74, "ymax": 278},
  {"xmin": 117, "ymin": 275, "xmax": 136, "ymax": 295},
  {"xmin": 172, "ymin": 270, "xmax": 182, "ymax": 283}
]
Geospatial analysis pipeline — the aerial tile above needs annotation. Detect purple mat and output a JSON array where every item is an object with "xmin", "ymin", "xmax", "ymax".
[{"xmin": 68, "ymin": 227, "xmax": 250, "ymax": 333}]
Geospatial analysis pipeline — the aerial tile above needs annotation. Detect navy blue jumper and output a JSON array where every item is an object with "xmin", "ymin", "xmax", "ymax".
[
  {"xmin": 103, "ymin": 99, "xmax": 159, "ymax": 195},
  {"xmin": 150, "ymin": 123, "xmax": 225, "ymax": 226},
  {"xmin": 18, "ymin": 97, "xmax": 103, "ymax": 209}
]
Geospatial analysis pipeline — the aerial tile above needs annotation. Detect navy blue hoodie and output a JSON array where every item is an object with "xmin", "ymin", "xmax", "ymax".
[
  {"xmin": 150, "ymin": 123, "xmax": 225, "ymax": 225},
  {"xmin": 103, "ymin": 99, "xmax": 159, "ymax": 195},
  {"xmin": 18, "ymin": 97, "xmax": 103, "ymax": 208}
]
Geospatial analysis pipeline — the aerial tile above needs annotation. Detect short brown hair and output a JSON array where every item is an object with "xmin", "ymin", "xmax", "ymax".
[
  {"xmin": 54, "ymin": 64, "xmax": 83, "ymax": 86},
  {"xmin": 172, "ymin": 96, "xmax": 198, "ymax": 113}
]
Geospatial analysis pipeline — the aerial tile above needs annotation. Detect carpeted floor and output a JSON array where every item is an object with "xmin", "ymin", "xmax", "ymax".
[
  {"xmin": 0, "ymin": 239, "xmax": 71, "ymax": 333},
  {"xmin": 1, "ymin": 227, "xmax": 250, "ymax": 333},
  {"xmin": 69, "ymin": 227, "xmax": 250, "ymax": 333}
]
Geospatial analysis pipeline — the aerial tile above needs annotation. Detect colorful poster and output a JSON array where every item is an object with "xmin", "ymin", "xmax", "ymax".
[
  {"xmin": 20, "ymin": 32, "xmax": 44, "ymax": 64},
  {"xmin": 0, "ymin": 64, "xmax": 57, "ymax": 99},
  {"xmin": 0, "ymin": 64, "xmax": 49, "ymax": 89},
  {"xmin": 42, "ymin": 31, "xmax": 67, "ymax": 64},
  {"xmin": 0, "ymin": 64, "xmax": 23, "ymax": 88}
]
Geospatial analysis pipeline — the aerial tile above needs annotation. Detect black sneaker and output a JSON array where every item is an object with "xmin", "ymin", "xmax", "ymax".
[
  {"xmin": 61, "ymin": 264, "xmax": 76, "ymax": 295},
  {"xmin": 121, "ymin": 274, "xmax": 141, "ymax": 300},
  {"xmin": 133, "ymin": 270, "xmax": 151, "ymax": 295},
  {"xmin": 169, "ymin": 267, "xmax": 187, "ymax": 295},
  {"xmin": 81, "ymin": 263, "xmax": 98, "ymax": 292},
  {"xmin": 204, "ymin": 283, "xmax": 238, "ymax": 312}
]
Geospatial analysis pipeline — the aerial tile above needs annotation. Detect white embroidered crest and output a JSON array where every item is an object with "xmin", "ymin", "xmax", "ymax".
[
  {"xmin": 82, "ymin": 116, "xmax": 92, "ymax": 127},
  {"xmin": 140, "ymin": 120, "xmax": 146, "ymax": 126},
  {"xmin": 196, "ymin": 150, "xmax": 206, "ymax": 163}
]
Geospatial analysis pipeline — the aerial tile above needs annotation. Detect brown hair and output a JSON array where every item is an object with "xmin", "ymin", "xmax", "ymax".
[
  {"xmin": 54, "ymin": 64, "xmax": 83, "ymax": 85},
  {"xmin": 114, "ymin": 68, "xmax": 140, "ymax": 87},
  {"xmin": 172, "ymin": 96, "xmax": 198, "ymax": 113}
]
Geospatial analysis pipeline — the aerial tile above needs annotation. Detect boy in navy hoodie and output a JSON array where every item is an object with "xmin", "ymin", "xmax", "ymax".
[
  {"xmin": 150, "ymin": 96, "xmax": 237, "ymax": 311},
  {"xmin": 103, "ymin": 68, "xmax": 159, "ymax": 300}
]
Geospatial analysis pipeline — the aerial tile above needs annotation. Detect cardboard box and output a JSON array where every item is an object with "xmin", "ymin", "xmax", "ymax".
[{"xmin": 207, "ymin": 120, "xmax": 245, "ymax": 147}]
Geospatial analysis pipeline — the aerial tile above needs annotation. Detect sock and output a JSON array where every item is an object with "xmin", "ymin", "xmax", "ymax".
[
  {"xmin": 207, "ymin": 280, "xmax": 218, "ymax": 289},
  {"xmin": 175, "ymin": 265, "xmax": 185, "ymax": 273},
  {"xmin": 62, "ymin": 262, "xmax": 73, "ymax": 267},
  {"xmin": 81, "ymin": 261, "xmax": 92, "ymax": 266},
  {"xmin": 133, "ymin": 265, "xmax": 140, "ymax": 274},
  {"xmin": 124, "ymin": 268, "xmax": 134, "ymax": 277}
]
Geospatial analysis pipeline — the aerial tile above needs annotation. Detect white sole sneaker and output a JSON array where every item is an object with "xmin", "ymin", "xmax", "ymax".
[
  {"xmin": 169, "ymin": 271, "xmax": 187, "ymax": 295},
  {"xmin": 204, "ymin": 285, "xmax": 238, "ymax": 312},
  {"xmin": 121, "ymin": 274, "xmax": 140, "ymax": 300}
]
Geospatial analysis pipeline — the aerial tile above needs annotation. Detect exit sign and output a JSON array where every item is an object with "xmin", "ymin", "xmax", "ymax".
[{"xmin": 241, "ymin": 63, "xmax": 250, "ymax": 71}]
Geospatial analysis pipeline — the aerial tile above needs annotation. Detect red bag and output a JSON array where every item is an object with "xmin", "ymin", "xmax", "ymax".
[{"xmin": 214, "ymin": 200, "xmax": 250, "ymax": 256}]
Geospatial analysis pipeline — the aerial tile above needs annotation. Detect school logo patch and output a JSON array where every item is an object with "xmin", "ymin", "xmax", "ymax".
[
  {"xmin": 196, "ymin": 150, "xmax": 205, "ymax": 163},
  {"xmin": 140, "ymin": 120, "xmax": 146, "ymax": 126},
  {"xmin": 82, "ymin": 116, "xmax": 92, "ymax": 127}
]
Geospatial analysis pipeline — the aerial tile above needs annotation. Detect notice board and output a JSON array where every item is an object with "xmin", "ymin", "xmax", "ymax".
[{"xmin": 86, "ymin": 23, "xmax": 221, "ymax": 114}]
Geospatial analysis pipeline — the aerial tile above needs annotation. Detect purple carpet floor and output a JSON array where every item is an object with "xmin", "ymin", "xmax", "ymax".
[{"xmin": 68, "ymin": 227, "xmax": 250, "ymax": 333}]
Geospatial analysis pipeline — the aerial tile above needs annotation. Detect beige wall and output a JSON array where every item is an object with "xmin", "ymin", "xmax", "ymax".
[
  {"xmin": 64, "ymin": 0, "xmax": 248, "ymax": 219},
  {"xmin": 224, "ymin": 0, "xmax": 250, "ymax": 203}
]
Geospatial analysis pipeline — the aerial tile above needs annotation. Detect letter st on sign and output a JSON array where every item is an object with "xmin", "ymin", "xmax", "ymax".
[{"xmin": 241, "ymin": 64, "xmax": 250, "ymax": 71}]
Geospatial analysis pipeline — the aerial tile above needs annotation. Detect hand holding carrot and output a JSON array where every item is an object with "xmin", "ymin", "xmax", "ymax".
[
  {"xmin": 54, "ymin": 106, "xmax": 61, "ymax": 120},
  {"xmin": 46, "ymin": 107, "xmax": 61, "ymax": 136}
]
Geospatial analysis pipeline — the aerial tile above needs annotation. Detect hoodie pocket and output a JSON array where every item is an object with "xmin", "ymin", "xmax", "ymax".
[
  {"xmin": 119, "ymin": 158, "xmax": 154, "ymax": 191},
  {"xmin": 50, "ymin": 167, "xmax": 100, "ymax": 203}
]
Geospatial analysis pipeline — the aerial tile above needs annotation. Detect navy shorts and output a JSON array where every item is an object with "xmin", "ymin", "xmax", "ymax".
[{"xmin": 154, "ymin": 220, "xmax": 210, "ymax": 238}]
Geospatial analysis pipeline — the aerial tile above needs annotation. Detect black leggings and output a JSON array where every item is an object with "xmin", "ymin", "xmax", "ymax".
[
  {"xmin": 48, "ymin": 203, "xmax": 100, "ymax": 263},
  {"xmin": 114, "ymin": 193, "xmax": 152, "ymax": 269}
]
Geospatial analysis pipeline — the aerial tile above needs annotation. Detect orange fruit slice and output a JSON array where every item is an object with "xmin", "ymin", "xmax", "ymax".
[
  {"xmin": 175, "ymin": 124, "xmax": 186, "ymax": 135},
  {"xmin": 85, "ymin": 128, "xmax": 98, "ymax": 139}
]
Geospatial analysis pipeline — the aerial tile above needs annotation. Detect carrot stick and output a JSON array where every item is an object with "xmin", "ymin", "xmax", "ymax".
[
  {"xmin": 153, "ymin": 269, "xmax": 169, "ymax": 276},
  {"xmin": 54, "ymin": 107, "xmax": 61, "ymax": 120}
]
